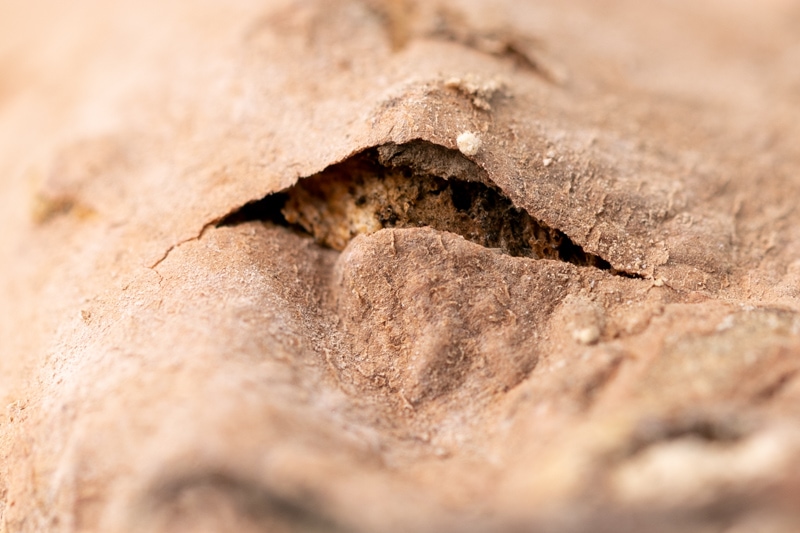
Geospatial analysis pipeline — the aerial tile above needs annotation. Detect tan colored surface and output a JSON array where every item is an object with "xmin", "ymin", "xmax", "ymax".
[{"xmin": 1, "ymin": 0, "xmax": 800, "ymax": 531}]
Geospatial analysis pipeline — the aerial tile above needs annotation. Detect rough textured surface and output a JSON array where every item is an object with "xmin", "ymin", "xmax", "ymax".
[{"xmin": 1, "ymin": 0, "xmax": 800, "ymax": 532}]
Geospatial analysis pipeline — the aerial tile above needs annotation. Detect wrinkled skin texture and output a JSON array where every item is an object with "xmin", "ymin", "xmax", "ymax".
[{"xmin": 2, "ymin": 0, "xmax": 800, "ymax": 531}]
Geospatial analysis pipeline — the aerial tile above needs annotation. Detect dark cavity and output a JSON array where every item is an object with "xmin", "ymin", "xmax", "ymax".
[{"xmin": 221, "ymin": 142, "xmax": 611, "ymax": 270}]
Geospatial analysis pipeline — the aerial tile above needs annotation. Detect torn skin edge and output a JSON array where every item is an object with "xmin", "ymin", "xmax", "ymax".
[{"xmin": 217, "ymin": 141, "xmax": 639, "ymax": 277}]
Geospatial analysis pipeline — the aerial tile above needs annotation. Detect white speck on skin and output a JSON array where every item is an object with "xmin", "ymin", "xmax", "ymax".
[
  {"xmin": 457, "ymin": 131, "xmax": 482, "ymax": 156},
  {"xmin": 573, "ymin": 325, "xmax": 600, "ymax": 345}
]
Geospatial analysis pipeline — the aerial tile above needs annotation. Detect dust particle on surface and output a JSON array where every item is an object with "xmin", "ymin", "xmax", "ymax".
[
  {"xmin": 456, "ymin": 131, "xmax": 482, "ymax": 156},
  {"xmin": 573, "ymin": 325, "xmax": 600, "ymax": 345}
]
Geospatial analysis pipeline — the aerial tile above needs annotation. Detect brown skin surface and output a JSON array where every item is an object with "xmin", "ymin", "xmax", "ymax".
[{"xmin": 2, "ymin": 0, "xmax": 800, "ymax": 531}]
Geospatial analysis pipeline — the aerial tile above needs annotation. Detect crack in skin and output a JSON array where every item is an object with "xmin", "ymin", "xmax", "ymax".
[
  {"xmin": 148, "ymin": 221, "xmax": 219, "ymax": 270},
  {"xmin": 220, "ymin": 142, "xmax": 617, "ymax": 271}
]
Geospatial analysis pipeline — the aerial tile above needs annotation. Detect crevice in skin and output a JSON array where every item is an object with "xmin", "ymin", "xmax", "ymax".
[
  {"xmin": 138, "ymin": 470, "xmax": 349, "ymax": 532},
  {"xmin": 754, "ymin": 369, "xmax": 798, "ymax": 403},
  {"xmin": 581, "ymin": 355, "xmax": 625, "ymax": 408},
  {"xmin": 221, "ymin": 142, "xmax": 622, "ymax": 272},
  {"xmin": 622, "ymin": 413, "xmax": 750, "ymax": 459}
]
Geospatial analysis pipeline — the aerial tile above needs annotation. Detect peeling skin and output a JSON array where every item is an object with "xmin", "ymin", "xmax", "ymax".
[{"xmin": 222, "ymin": 142, "xmax": 612, "ymax": 270}]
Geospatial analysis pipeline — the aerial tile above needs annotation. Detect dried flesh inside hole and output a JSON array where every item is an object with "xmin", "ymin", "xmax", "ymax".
[{"xmin": 222, "ymin": 143, "xmax": 611, "ymax": 269}]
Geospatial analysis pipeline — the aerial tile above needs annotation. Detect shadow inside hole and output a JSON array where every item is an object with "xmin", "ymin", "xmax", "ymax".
[{"xmin": 220, "ymin": 142, "xmax": 612, "ymax": 270}]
